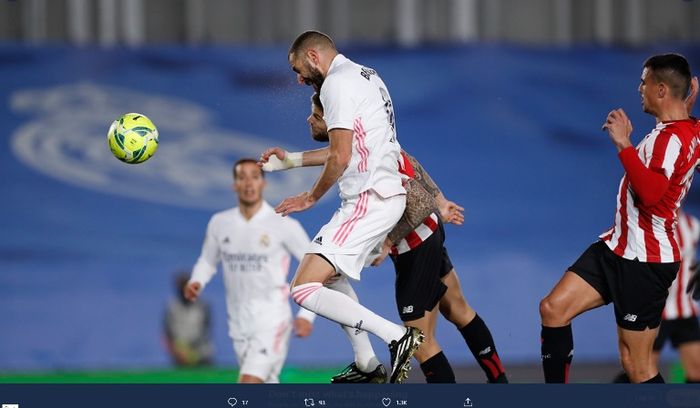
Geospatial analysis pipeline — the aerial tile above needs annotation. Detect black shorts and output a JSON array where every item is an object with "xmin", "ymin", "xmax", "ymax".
[
  {"xmin": 390, "ymin": 220, "xmax": 452, "ymax": 322},
  {"xmin": 569, "ymin": 241, "xmax": 679, "ymax": 331},
  {"xmin": 653, "ymin": 317, "xmax": 700, "ymax": 350}
]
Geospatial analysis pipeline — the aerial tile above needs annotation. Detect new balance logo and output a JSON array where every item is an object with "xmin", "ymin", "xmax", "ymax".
[
  {"xmin": 313, "ymin": 236, "xmax": 323, "ymax": 245},
  {"xmin": 478, "ymin": 346, "xmax": 491, "ymax": 356},
  {"xmin": 402, "ymin": 305, "xmax": 413, "ymax": 314},
  {"xmin": 623, "ymin": 314, "xmax": 637, "ymax": 322}
]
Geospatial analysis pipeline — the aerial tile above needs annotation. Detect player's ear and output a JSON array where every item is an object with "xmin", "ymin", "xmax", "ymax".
[
  {"xmin": 307, "ymin": 48, "xmax": 320, "ymax": 65},
  {"xmin": 658, "ymin": 83, "xmax": 666, "ymax": 98}
]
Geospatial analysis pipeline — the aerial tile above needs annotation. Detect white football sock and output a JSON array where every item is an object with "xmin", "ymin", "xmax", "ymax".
[
  {"xmin": 292, "ymin": 281, "xmax": 405, "ymax": 346},
  {"xmin": 326, "ymin": 275, "xmax": 380, "ymax": 372}
]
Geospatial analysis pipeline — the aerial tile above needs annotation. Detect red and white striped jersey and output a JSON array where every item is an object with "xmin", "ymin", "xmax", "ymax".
[
  {"xmin": 390, "ymin": 151, "xmax": 438, "ymax": 255},
  {"xmin": 391, "ymin": 212, "xmax": 439, "ymax": 255},
  {"xmin": 600, "ymin": 119, "xmax": 700, "ymax": 263},
  {"xmin": 663, "ymin": 211, "xmax": 700, "ymax": 320}
]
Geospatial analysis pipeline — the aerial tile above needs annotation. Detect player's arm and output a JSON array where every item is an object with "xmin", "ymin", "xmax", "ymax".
[
  {"xmin": 259, "ymin": 146, "xmax": 329, "ymax": 171},
  {"xmin": 371, "ymin": 179, "xmax": 437, "ymax": 267},
  {"xmin": 603, "ymin": 108, "xmax": 671, "ymax": 206},
  {"xmin": 404, "ymin": 152, "xmax": 465, "ymax": 225},
  {"xmin": 275, "ymin": 129, "xmax": 351, "ymax": 216},
  {"xmin": 186, "ymin": 220, "xmax": 220, "ymax": 301},
  {"xmin": 387, "ymin": 178, "xmax": 437, "ymax": 245}
]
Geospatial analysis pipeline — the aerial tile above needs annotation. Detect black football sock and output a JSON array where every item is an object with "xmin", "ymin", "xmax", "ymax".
[
  {"xmin": 460, "ymin": 314, "xmax": 508, "ymax": 383},
  {"xmin": 419, "ymin": 351, "xmax": 456, "ymax": 383},
  {"xmin": 642, "ymin": 373, "xmax": 664, "ymax": 383},
  {"xmin": 541, "ymin": 325, "xmax": 573, "ymax": 383}
]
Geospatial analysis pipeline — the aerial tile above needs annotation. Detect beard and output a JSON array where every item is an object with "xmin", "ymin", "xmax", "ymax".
[
  {"xmin": 303, "ymin": 62, "xmax": 325, "ymax": 91},
  {"xmin": 311, "ymin": 129, "xmax": 329, "ymax": 142}
]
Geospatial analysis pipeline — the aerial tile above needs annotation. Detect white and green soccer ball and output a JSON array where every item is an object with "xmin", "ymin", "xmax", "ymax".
[{"xmin": 107, "ymin": 113, "xmax": 159, "ymax": 164}]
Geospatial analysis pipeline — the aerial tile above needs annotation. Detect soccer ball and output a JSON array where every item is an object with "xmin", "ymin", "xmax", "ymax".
[{"xmin": 107, "ymin": 113, "xmax": 159, "ymax": 164}]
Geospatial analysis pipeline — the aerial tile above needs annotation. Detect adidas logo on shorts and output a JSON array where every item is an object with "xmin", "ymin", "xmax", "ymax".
[
  {"xmin": 313, "ymin": 236, "xmax": 323, "ymax": 245},
  {"xmin": 623, "ymin": 314, "xmax": 638, "ymax": 322}
]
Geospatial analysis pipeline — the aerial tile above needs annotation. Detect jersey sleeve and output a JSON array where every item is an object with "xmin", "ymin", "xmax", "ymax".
[
  {"xmin": 282, "ymin": 217, "xmax": 311, "ymax": 262},
  {"xmin": 618, "ymin": 147, "xmax": 670, "ymax": 206},
  {"xmin": 190, "ymin": 217, "xmax": 220, "ymax": 290},
  {"xmin": 649, "ymin": 129, "xmax": 682, "ymax": 179},
  {"xmin": 320, "ymin": 76, "xmax": 357, "ymax": 131}
]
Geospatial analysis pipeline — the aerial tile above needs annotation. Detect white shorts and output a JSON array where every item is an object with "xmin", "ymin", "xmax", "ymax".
[
  {"xmin": 232, "ymin": 319, "xmax": 291, "ymax": 383},
  {"xmin": 308, "ymin": 189, "xmax": 405, "ymax": 280}
]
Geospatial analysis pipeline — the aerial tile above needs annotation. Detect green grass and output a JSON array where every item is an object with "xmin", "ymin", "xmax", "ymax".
[{"xmin": 0, "ymin": 367, "xmax": 338, "ymax": 384}]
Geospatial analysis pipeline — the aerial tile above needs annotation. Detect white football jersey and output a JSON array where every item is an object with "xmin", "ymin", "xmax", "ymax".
[
  {"xmin": 191, "ymin": 201, "xmax": 313, "ymax": 338},
  {"xmin": 320, "ymin": 53, "xmax": 405, "ymax": 200}
]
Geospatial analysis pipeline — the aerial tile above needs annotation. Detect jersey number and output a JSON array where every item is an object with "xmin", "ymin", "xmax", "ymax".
[{"xmin": 379, "ymin": 87, "xmax": 396, "ymax": 143}]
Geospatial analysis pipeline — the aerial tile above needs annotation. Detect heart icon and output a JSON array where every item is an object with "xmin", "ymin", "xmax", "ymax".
[
  {"xmin": 381, "ymin": 397, "xmax": 391, "ymax": 407},
  {"xmin": 227, "ymin": 397, "xmax": 238, "ymax": 407}
]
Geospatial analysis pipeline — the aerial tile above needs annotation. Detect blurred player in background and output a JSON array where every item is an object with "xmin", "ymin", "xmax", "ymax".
[
  {"xmin": 164, "ymin": 271, "xmax": 214, "ymax": 367},
  {"xmin": 261, "ymin": 94, "xmax": 508, "ymax": 384},
  {"xmin": 614, "ymin": 209, "xmax": 700, "ymax": 383},
  {"xmin": 184, "ymin": 159, "xmax": 315, "ymax": 383},
  {"xmin": 540, "ymin": 53, "xmax": 700, "ymax": 383},
  {"xmin": 272, "ymin": 30, "xmax": 423, "ymax": 384}
]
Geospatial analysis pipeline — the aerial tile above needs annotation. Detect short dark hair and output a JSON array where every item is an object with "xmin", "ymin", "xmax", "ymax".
[
  {"xmin": 643, "ymin": 53, "xmax": 691, "ymax": 100},
  {"xmin": 289, "ymin": 30, "xmax": 336, "ymax": 59},
  {"xmin": 233, "ymin": 158, "xmax": 263, "ymax": 179},
  {"xmin": 310, "ymin": 92, "xmax": 323, "ymax": 111}
]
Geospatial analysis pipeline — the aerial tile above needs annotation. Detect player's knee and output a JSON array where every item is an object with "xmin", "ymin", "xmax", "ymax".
[
  {"xmin": 290, "ymin": 282, "xmax": 322, "ymax": 307},
  {"xmin": 539, "ymin": 296, "xmax": 558, "ymax": 322}
]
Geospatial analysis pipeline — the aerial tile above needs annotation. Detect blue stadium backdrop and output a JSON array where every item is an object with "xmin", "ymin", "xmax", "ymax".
[{"xmin": 2, "ymin": 43, "xmax": 700, "ymax": 371}]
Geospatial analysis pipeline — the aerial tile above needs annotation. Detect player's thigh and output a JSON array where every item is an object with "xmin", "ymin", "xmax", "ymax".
[
  {"xmin": 540, "ymin": 271, "xmax": 605, "ymax": 324},
  {"xmin": 291, "ymin": 253, "xmax": 337, "ymax": 287},
  {"xmin": 393, "ymin": 230, "xmax": 447, "ymax": 322},
  {"xmin": 237, "ymin": 321, "xmax": 292, "ymax": 383}
]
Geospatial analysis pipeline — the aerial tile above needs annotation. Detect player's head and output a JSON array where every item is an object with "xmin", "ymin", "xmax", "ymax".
[
  {"xmin": 288, "ymin": 30, "xmax": 337, "ymax": 91},
  {"xmin": 308, "ymin": 92, "xmax": 329, "ymax": 142},
  {"xmin": 640, "ymin": 53, "xmax": 691, "ymax": 114},
  {"xmin": 232, "ymin": 158, "xmax": 266, "ymax": 206}
]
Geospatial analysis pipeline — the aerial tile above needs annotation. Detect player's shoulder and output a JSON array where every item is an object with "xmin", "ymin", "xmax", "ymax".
[
  {"xmin": 209, "ymin": 207, "xmax": 238, "ymax": 225},
  {"xmin": 323, "ymin": 56, "xmax": 367, "ymax": 91},
  {"xmin": 660, "ymin": 118, "xmax": 700, "ymax": 137}
]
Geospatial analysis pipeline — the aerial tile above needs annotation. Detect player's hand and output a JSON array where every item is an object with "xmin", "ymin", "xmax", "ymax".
[
  {"xmin": 686, "ymin": 76, "xmax": 699, "ymax": 116},
  {"xmin": 686, "ymin": 262, "xmax": 700, "ymax": 301},
  {"xmin": 258, "ymin": 147, "xmax": 287, "ymax": 172},
  {"xmin": 183, "ymin": 281, "xmax": 201, "ymax": 302},
  {"xmin": 437, "ymin": 196, "xmax": 465, "ymax": 225},
  {"xmin": 370, "ymin": 239, "xmax": 393, "ymax": 267},
  {"xmin": 602, "ymin": 109, "xmax": 633, "ymax": 152},
  {"xmin": 275, "ymin": 192, "xmax": 316, "ymax": 216},
  {"xmin": 293, "ymin": 317, "xmax": 313, "ymax": 338}
]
